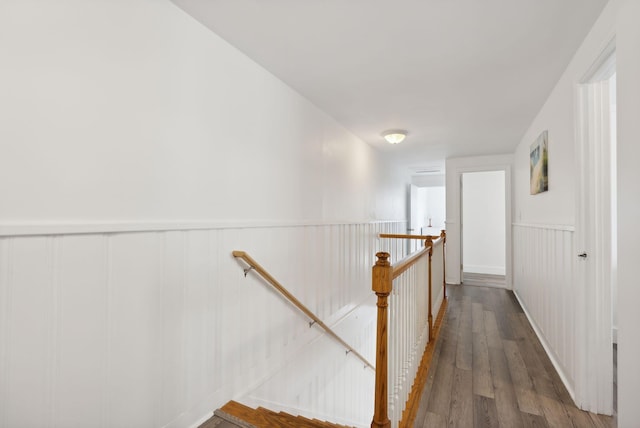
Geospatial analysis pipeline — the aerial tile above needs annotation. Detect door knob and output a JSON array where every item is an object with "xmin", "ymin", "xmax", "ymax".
[{"xmin": 578, "ymin": 253, "xmax": 588, "ymax": 258}]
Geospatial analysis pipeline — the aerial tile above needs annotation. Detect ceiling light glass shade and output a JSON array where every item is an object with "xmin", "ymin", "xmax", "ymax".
[{"xmin": 382, "ymin": 131, "xmax": 407, "ymax": 144}]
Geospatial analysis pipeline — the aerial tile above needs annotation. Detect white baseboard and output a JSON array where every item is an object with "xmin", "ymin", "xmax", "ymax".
[
  {"xmin": 446, "ymin": 276, "xmax": 461, "ymax": 285},
  {"xmin": 463, "ymin": 265, "xmax": 506, "ymax": 275},
  {"xmin": 466, "ymin": 281, "xmax": 509, "ymax": 290}
]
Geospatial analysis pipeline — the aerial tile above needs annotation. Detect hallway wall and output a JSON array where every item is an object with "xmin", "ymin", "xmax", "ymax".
[
  {"xmin": 0, "ymin": 1, "xmax": 409, "ymax": 427},
  {"xmin": 511, "ymin": 2, "xmax": 640, "ymax": 425},
  {"xmin": 0, "ymin": 1, "xmax": 406, "ymax": 224},
  {"xmin": 615, "ymin": 1, "xmax": 640, "ymax": 425},
  {"xmin": 511, "ymin": 0, "xmax": 617, "ymax": 405}
]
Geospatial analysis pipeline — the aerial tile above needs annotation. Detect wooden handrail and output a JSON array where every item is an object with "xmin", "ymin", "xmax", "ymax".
[
  {"xmin": 391, "ymin": 236, "xmax": 442, "ymax": 279},
  {"xmin": 379, "ymin": 233, "xmax": 441, "ymax": 240},
  {"xmin": 232, "ymin": 250, "xmax": 375, "ymax": 371}
]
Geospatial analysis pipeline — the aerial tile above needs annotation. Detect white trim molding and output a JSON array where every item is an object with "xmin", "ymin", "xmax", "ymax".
[{"xmin": 0, "ymin": 219, "xmax": 406, "ymax": 237}]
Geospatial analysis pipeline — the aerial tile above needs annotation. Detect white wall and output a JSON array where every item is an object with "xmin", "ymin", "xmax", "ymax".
[
  {"xmin": 411, "ymin": 174, "xmax": 445, "ymax": 188},
  {"xmin": 615, "ymin": 1, "xmax": 640, "ymax": 426},
  {"xmin": 462, "ymin": 171, "xmax": 506, "ymax": 276},
  {"xmin": 511, "ymin": 1, "xmax": 640, "ymax": 425},
  {"xmin": 0, "ymin": 1, "xmax": 409, "ymax": 427},
  {"xmin": 0, "ymin": 1, "xmax": 406, "ymax": 224},
  {"xmin": 512, "ymin": 8, "xmax": 617, "ymax": 227},
  {"xmin": 445, "ymin": 155, "xmax": 513, "ymax": 286}
]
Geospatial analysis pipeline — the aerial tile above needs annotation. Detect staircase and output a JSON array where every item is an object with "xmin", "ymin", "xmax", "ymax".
[{"xmin": 199, "ymin": 401, "xmax": 354, "ymax": 428}]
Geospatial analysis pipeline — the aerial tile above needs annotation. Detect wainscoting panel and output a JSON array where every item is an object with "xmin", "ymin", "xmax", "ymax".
[
  {"xmin": 512, "ymin": 223, "xmax": 576, "ymax": 396},
  {"xmin": 2, "ymin": 237, "xmax": 55, "ymax": 428},
  {"xmin": 58, "ymin": 235, "xmax": 110, "ymax": 427},
  {"xmin": 0, "ymin": 221, "xmax": 404, "ymax": 428}
]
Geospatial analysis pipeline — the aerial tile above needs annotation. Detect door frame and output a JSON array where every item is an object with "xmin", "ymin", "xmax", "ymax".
[
  {"xmin": 574, "ymin": 39, "xmax": 616, "ymax": 415},
  {"xmin": 461, "ymin": 170, "xmax": 507, "ymax": 282},
  {"xmin": 444, "ymin": 157, "xmax": 513, "ymax": 288}
]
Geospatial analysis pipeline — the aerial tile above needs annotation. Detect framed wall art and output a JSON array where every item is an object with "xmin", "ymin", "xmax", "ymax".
[{"xmin": 530, "ymin": 130, "xmax": 548, "ymax": 194}]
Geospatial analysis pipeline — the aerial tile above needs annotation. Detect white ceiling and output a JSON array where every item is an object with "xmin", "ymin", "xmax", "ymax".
[{"xmin": 171, "ymin": 0, "xmax": 607, "ymax": 172}]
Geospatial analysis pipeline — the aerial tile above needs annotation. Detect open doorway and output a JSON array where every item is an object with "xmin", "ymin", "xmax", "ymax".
[
  {"xmin": 461, "ymin": 171, "xmax": 506, "ymax": 287},
  {"xmin": 409, "ymin": 183, "xmax": 446, "ymax": 247}
]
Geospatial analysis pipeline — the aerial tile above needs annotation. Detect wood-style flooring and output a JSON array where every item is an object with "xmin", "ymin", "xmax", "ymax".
[{"xmin": 413, "ymin": 283, "xmax": 614, "ymax": 428}]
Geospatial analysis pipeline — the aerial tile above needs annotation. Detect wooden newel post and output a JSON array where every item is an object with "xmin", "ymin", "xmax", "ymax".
[
  {"xmin": 426, "ymin": 236, "xmax": 434, "ymax": 342},
  {"xmin": 372, "ymin": 252, "xmax": 392, "ymax": 428}
]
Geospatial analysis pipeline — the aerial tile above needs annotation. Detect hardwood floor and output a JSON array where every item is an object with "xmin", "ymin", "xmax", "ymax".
[{"xmin": 413, "ymin": 284, "xmax": 614, "ymax": 428}]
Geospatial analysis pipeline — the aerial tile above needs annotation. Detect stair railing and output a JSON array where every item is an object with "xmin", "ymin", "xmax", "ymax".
[
  {"xmin": 232, "ymin": 250, "xmax": 375, "ymax": 370},
  {"xmin": 371, "ymin": 231, "xmax": 446, "ymax": 428},
  {"xmin": 379, "ymin": 233, "xmax": 431, "ymax": 255}
]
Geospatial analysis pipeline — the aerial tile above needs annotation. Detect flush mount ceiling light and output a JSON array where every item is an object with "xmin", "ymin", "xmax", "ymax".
[{"xmin": 382, "ymin": 130, "xmax": 407, "ymax": 145}]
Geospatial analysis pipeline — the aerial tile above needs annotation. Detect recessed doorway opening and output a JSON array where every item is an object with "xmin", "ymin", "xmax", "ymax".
[{"xmin": 461, "ymin": 170, "xmax": 506, "ymax": 288}]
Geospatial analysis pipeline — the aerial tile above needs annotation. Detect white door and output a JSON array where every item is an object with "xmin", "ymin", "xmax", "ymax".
[{"xmin": 574, "ymin": 59, "xmax": 615, "ymax": 414}]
